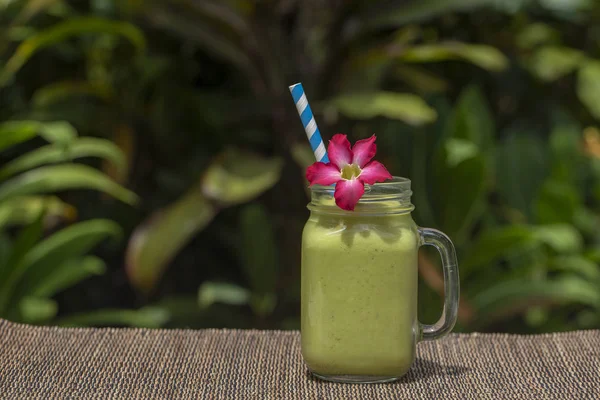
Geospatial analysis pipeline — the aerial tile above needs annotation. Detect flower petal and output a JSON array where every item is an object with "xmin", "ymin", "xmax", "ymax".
[
  {"xmin": 328, "ymin": 134, "xmax": 353, "ymax": 169},
  {"xmin": 359, "ymin": 161, "xmax": 393, "ymax": 185},
  {"xmin": 351, "ymin": 135, "xmax": 377, "ymax": 168},
  {"xmin": 334, "ymin": 178, "xmax": 365, "ymax": 211},
  {"xmin": 306, "ymin": 162, "xmax": 342, "ymax": 186}
]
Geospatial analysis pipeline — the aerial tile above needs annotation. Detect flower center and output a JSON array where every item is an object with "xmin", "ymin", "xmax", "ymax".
[{"xmin": 340, "ymin": 163, "xmax": 362, "ymax": 180}]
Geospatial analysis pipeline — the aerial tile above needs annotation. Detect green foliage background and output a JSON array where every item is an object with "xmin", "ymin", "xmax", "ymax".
[{"xmin": 1, "ymin": 0, "xmax": 600, "ymax": 332}]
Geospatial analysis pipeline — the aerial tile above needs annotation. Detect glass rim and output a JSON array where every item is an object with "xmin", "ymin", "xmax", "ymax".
[{"xmin": 309, "ymin": 176, "xmax": 412, "ymax": 197}]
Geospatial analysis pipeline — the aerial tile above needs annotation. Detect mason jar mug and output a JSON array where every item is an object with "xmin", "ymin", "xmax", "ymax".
[{"xmin": 301, "ymin": 177, "xmax": 459, "ymax": 383}]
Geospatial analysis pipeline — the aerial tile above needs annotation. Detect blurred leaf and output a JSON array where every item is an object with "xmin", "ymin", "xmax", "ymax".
[
  {"xmin": 516, "ymin": 23, "xmax": 560, "ymax": 49},
  {"xmin": 103, "ymin": 125, "xmax": 134, "ymax": 184},
  {"xmin": 19, "ymin": 297, "xmax": 58, "ymax": 324},
  {"xmin": 329, "ymin": 92, "xmax": 437, "ymax": 126},
  {"xmin": 395, "ymin": 65, "xmax": 449, "ymax": 93},
  {"xmin": 398, "ymin": 43, "xmax": 508, "ymax": 72},
  {"xmin": 432, "ymin": 138, "xmax": 486, "ymax": 239},
  {"xmin": 549, "ymin": 256, "xmax": 600, "ymax": 281},
  {"xmin": 461, "ymin": 225, "xmax": 535, "ymax": 274},
  {"xmin": 0, "ymin": 220, "xmax": 121, "ymax": 310},
  {"xmin": 141, "ymin": 6, "xmax": 252, "ymax": 74},
  {"xmin": 0, "ymin": 214, "xmax": 44, "ymax": 306},
  {"xmin": 0, "ymin": 164, "xmax": 138, "ymax": 205},
  {"xmin": 0, "ymin": 120, "xmax": 75, "ymax": 151},
  {"xmin": 495, "ymin": 131, "xmax": 548, "ymax": 218},
  {"xmin": 0, "ymin": 196, "xmax": 75, "ymax": 229},
  {"xmin": 527, "ymin": 46, "xmax": 584, "ymax": 81},
  {"xmin": 56, "ymin": 306, "xmax": 169, "ymax": 328},
  {"xmin": 534, "ymin": 180, "xmax": 581, "ymax": 224},
  {"xmin": 12, "ymin": 0, "xmax": 60, "ymax": 25},
  {"xmin": 126, "ymin": 186, "xmax": 216, "ymax": 293},
  {"xmin": 240, "ymin": 203, "xmax": 278, "ymax": 296},
  {"xmin": 0, "ymin": 137, "xmax": 127, "ymax": 181},
  {"xmin": 28, "ymin": 256, "xmax": 106, "ymax": 298},
  {"xmin": 250, "ymin": 293, "xmax": 277, "ymax": 317},
  {"xmin": 473, "ymin": 277, "xmax": 600, "ymax": 323},
  {"xmin": 359, "ymin": 0, "xmax": 497, "ymax": 33},
  {"xmin": 0, "ymin": 121, "xmax": 39, "ymax": 151},
  {"xmin": 577, "ymin": 60, "xmax": 600, "ymax": 120},
  {"xmin": 0, "ymin": 17, "xmax": 146, "ymax": 86},
  {"xmin": 445, "ymin": 85, "xmax": 495, "ymax": 158},
  {"xmin": 198, "ymin": 282, "xmax": 250, "ymax": 309},
  {"xmin": 532, "ymin": 224, "xmax": 583, "ymax": 254},
  {"xmin": 32, "ymin": 80, "xmax": 114, "ymax": 107},
  {"xmin": 201, "ymin": 149, "xmax": 283, "ymax": 206}
]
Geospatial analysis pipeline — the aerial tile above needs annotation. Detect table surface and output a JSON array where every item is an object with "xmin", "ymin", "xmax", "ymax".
[{"xmin": 1, "ymin": 319, "xmax": 599, "ymax": 399}]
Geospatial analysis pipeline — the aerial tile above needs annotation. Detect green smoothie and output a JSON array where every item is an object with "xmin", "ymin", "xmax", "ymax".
[{"xmin": 301, "ymin": 211, "xmax": 419, "ymax": 378}]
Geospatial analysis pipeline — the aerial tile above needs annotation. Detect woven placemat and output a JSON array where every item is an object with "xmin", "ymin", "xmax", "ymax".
[{"xmin": 0, "ymin": 319, "xmax": 598, "ymax": 399}]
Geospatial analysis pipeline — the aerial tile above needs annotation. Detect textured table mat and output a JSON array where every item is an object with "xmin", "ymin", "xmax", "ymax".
[{"xmin": 0, "ymin": 319, "xmax": 599, "ymax": 399}]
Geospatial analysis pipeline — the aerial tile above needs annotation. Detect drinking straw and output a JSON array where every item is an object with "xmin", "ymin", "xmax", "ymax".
[{"xmin": 289, "ymin": 83, "xmax": 329, "ymax": 163}]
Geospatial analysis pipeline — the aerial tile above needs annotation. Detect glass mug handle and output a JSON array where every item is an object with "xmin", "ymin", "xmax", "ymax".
[{"xmin": 417, "ymin": 227, "xmax": 460, "ymax": 341}]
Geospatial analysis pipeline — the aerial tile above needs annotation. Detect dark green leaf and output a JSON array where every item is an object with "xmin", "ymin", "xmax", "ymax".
[
  {"xmin": 0, "ymin": 196, "xmax": 75, "ymax": 229},
  {"xmin": 126, "ymin": 186, "xmax": 216, "ymax": 293},
  {"xmin": 19, "ymin": 297, "xmax": 58, "ymax": 324},
  {"xmin": 0, "ymin": 138, "xmax": 127, "ymax": 181},
  {"xmin": 0, "ymin": 17, "xmax": 146, "ymax": 86},
  {"xmin": 29, "ymin": 256, "xmax": 106, "ymax": 298},
  {"xmin": 549, "ymin": 256, "xmax": 600, "ymax": 281},
  {"xmin": 431, "ymin": 138, "xmax": 486, "ymax": 240},
  {"xmin": 0, "ymin": 164, "xmax": 138, "ymax": 205},
  {"xmin": 0, "ymin": 220, "xmax": 121, "ymax": 311},
  {"xmin": 201, "ymin": 149, "xmax": 283, "ymax": 206},
  {"xmin": 329, "ymin": 92, "xmax": 437, "ymax": 126},
  {"xmin": 398, "ymin": 43, "xmax": 508, "ymax": 72},
  {"xmin": 534, "ymin": 180, "xmax": 581, "ymax": 224},
  {"xmin": 577, "ymin": 60, "xmax": 600, "ymax": 120},
  {"xmin": 527, "ymin": 46, "xmax": 585, "ymax": 81},
  {"xmin": 495, "ymin": 131, "xmax": 548, "ymax": 218},
  {"xmin": 56, "ymin": 307, "xmax": 169, "ymax": 328},
  {"xmin": 240, "ymin": 204, "xmax": 278, "ymax": 296},
  {"xmin": 532, "ymin": 224, "xmax": 583, "ymax": 254},
  {"xmin": 461, "ymin": 225, "xmax": 535, "ymax": 275},
  {"xmin": 198, "ymin": 282, "xmax": 250, "ymax": 309}
]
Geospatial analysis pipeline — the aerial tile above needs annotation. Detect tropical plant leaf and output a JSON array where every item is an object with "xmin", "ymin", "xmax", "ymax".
[
  {"xmin": 56, "ymin": 307, "xmax": 170, "ymax": 328},
  {"xmin": 495, "ymin": 130, "xmax": 548, "ymax": 218},
  {"xmin": 0, "ymin": 17, "xmax": 146, "ymax": 86},
  {"xmin": 0, "ymin": 137, "xmax": 127, "ymax": 181},
  {"xmin": 28, "ymin": 256, "xmax": 106, "ymax": 298},
  {"xmin": 431, "ymin": 138, "xmax": 486, "ymax": 240},
  {"xmin": 532, "ymin": 224, "xmax": 583, "ymax": 254},
  {"xmin": 358, "ymin": 0, "xmax": 498, "ymax": 34},
  {"xmin": 549, "ymin": 256, "xmax": 600, "ymax": 281},
  {"xmin": 0, "ymin": 164, "xmax": 138, "ymax": 205},
  {"xmin": 398, "ymin": 43, "xmax": 508, "ymax": 72},
  {"xmin": 461, "ymin": 225, "xmax": 535, "ymax": 275},
  {"xmin": 0, "ymin": 220, "xmax": 121, "ymax": 311},
  {"xmin": 126, "ymin": 186, "xmax": 216, "ymax": 293},
  {"xmin": 0, "ymin": 120, "xmax": 76, "ymax": 152},
  {"xmin": 395, "ymin": 65, "xmax": 449, "ymax": 93},
  {"xmin": 577, "ymin": 60, "xmax": 600, "ymax": 120},
  {"xmin": 527, "ymin": 46, "xmax": 585, "ymax": 81},
  {"xmin": 0, "ymin": 195, "xmax": 75, "ymax": 229},
  {"xmin": 329, "ymin": 92, "xmax": 437, "ymax": 126},
  {"xmin": 198, "ymin": 281, "xmax": 251, "ymax": 309},
  {"xmin": 201, "ymin": 149, "xmax": 283, "ymax": 206},
  {"xmin": 0, "ymin": 213, "xmax": 44, "ymax": 309},
  {"xmin": 240, "ymin": 203, "xmax": 278, "ymax": 295},
  {"xmin": 32, "ymin": 80, "xmax": 114, "ymax": 107},
  {"xmin": 473, "ymin": 277, "xmax": 600, "ymax": 324},
  {"xmin": 18, "ymin": 297, "xmax": 58, "ymax": 324}
]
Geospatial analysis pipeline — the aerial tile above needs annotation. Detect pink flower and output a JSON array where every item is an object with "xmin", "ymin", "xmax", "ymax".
[{"xmin": 306, "ymin": 134, "xmax": 392, "ymax": 211}]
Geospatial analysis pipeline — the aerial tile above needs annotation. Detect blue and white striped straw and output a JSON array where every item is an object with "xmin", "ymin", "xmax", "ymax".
[{"xmin": 289, "ymin": 83, "xmax": 329, "ymax": 163}]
